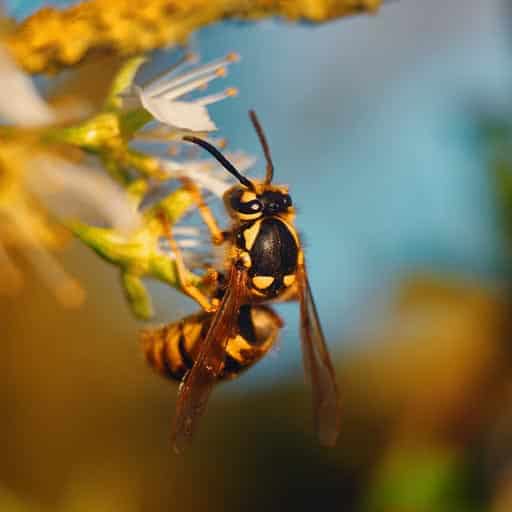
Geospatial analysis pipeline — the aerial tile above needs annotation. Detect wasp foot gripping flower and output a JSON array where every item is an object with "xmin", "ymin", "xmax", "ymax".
[{"xmin": 120, "ymin": 52, "xmax": 239, "ymax": 132}]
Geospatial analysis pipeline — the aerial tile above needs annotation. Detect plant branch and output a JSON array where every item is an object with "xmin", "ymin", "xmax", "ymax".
[{"xmin": 5, "ymin": 0, "xmax": 381, "ymax": 74}]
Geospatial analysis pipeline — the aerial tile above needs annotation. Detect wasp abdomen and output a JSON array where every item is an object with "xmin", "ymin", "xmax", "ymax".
[
  {"xmin": 140, "ymin": 319, "xmax": 202, "ymax": 381},
  {"xmin": 141, "ymin": 306, "xmax": 283, "ymax": 382},
  {"xmin": 237, "ymin": 217, "xmax": 298, "ymax": 298}
]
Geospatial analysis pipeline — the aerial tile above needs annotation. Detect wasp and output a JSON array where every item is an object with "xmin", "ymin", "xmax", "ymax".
[
  {"xmin": 141, "ymin": 304, "xmax": 283, "ymax": 382},
  {"xmin": 153, "ymin": 110, "xmax": 340, "ymax": 453}
]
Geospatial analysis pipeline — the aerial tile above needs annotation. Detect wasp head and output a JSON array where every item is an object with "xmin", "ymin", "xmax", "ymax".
[
  {"xmin": 223, "ymin": 184, "xmax": 292, "ymax": 221},
  {"xmin": 184, "ymin": 110, "xmax": 292, "ymax": 221}
]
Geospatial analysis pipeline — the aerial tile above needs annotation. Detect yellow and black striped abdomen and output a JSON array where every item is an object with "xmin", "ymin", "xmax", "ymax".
[
  {"xmin": 140, "ymin": 315, "xmax": 205, "ymax": 381},
  {"xmin": 140, "ymin": 305, "xmax": 283, "ymax": 382}
]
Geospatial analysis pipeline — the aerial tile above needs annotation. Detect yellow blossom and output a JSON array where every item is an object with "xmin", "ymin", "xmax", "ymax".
[
  {"xmin": 0, "ymin": 142, "xmax": 84, "ymax": 306},
  {"xmin": 4, "ymin": 0, "xmax": 381, "ymax": 74}
]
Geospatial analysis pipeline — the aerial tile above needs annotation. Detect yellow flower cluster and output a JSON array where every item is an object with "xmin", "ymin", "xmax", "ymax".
[
  {"xmin": 0, "ymin": 140, "xmax": 84, "ymax": 306},
  {"xmin": 0, "ymin": 48, "xmax": 247, "ymax": 314},
  {"xmin": 5, "ymin": 0, "xmax": 381, "ymax": 74}
]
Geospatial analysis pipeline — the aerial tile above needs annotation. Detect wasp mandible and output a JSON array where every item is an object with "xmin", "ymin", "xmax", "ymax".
[{"xmin": 153, "ymin": 111, "xmax": 340, "ymax": 453}]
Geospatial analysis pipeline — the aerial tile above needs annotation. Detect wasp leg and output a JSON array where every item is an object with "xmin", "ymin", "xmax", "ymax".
[
  {"xmin": 159, "ymin": 211, "xmax": 218, "ymax": 312},
  {"xmin": 180, "ymin": 177, "xmax": 225, "ymax": 245}
]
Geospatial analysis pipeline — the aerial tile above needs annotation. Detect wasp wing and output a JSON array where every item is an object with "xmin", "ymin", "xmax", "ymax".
[
  {"xmin": 171, "ymin": 264, "xmax": 248, "ymax": 454},
  {"xmin": 298, "ymin": 261, "xmax": 340, "ymax": 447}
]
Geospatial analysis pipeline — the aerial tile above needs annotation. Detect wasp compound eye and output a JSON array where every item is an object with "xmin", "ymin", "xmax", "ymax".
[{"xmin": 282, "ymin": 194, "xmax": 292, "ymax": 208}]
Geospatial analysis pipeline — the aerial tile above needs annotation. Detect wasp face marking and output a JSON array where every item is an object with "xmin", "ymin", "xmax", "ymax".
[
  {"xmin": 230, "ymin": 187, "xmax": 263, "ymax": 219},
  {"xmin": 241, "ymin": 191, "xmax": 257, "ymax": 203},
  {"xmin": 227, "ymin": 186, "xmax": 292, "ymax": 221}
]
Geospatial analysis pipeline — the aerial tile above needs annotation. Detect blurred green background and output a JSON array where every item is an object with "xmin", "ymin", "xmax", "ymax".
[{"xmin": 5, "ymin": 0, "xmax": 512, "ymax": 511}]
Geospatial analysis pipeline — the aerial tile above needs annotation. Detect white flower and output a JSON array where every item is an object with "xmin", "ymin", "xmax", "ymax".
[
  {"xmin": 139, "ymin": 150, "xmax": 254, "ymax": 211},
  {"xmin": 0, "ymin": 45, "xmax": 141, "ymax": 231},
  {"xmin": 160, "ymin": 151, "xmax": 255, "ymax": 197},
  {"xmin": 26, "ymin": 156, "xmax": 141, "ymax": 233},
  {"xmin": 121, "ymin": 53, "xmax": 239, "ymax": 132},
  {"xmin": 0, "ymin": 46, "xmax": 141, "ymax": 306},
  {"xmin": 0, "ymin": 47, "xmax": 55, "ymax": 126}
]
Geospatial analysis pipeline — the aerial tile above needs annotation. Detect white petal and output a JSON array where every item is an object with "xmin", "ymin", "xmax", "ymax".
[
  {"xmin": 155, "ymin": 73, "xmax": 224, "ymax": 101},
  {"xmin": 25, "ymin": 156, "xmax": 141, "ymax": 232},
  {"xmin": 160, "ymin": 152, "xmax": 256, "ymax": 197},
  {"xmin": 160, "ymin": 161, "xmax": 228, "ymax": 197},
  {"xmin": 0, "ymin": 47, "xmax": 55, "ymax": 126},
  {"xmin": 160, "ymin": 154, "xmax": 254, "ymax": 198},
  {"xmin": 140, "ymin": 95, "xmax": 217, "ymax": 131}
]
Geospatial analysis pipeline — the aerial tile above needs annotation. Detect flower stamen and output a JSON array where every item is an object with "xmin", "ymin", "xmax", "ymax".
[
  {"xmin": 124, "ymin": 53, "xmax": 240, "ymax": 132},
  {"xmin": 195, "ymin": 88, "xmax": 238, "ymax": 106},
  {"xmin": 144, "ymin": 53, "xmax": 238, "ymax": 98},
  {"xmin": 153, "ymin": 70, "xmax": 227, "ymax": 101},
  {"xmin": 139, "ymin": 51, "xmax": 197, "ymax": 88}
]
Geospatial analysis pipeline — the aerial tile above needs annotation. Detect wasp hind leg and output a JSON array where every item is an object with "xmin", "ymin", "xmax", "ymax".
[{"xmin": 159, "ymin": 211, "xmax": 219, "ymax": 313}]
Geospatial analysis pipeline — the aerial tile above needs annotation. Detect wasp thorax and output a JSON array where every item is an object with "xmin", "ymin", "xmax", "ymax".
[{"xmin": 225, "ymin": 185, "xmax": 292, "ymax": 221}]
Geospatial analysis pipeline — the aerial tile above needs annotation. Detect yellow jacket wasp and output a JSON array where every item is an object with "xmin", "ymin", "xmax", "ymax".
[{"xmin": 144, "ymin": 111, "xmax": 340, "ymax": 453}]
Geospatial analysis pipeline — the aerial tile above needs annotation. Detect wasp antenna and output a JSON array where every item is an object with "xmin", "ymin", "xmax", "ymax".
[
  {"xmin": 249, "ymin": 110, "xmax": 274, "ymax": 184},
  {"xmin": 182, "ymin": 136, "xmax": 255, "ymax": 190}
]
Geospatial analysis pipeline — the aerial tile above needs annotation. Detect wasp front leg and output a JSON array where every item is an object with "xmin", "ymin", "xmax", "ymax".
[
  {"xmin": 179, "ymin": 177, "xmax": 226, "ymax": 245},
  {"xmin": 159, "ymin": 211, "xmax": 219, "ymax": 313}
]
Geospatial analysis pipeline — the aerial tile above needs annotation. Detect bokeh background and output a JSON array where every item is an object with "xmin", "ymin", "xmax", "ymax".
[{"xmin": 4, "ymin": 0, "xmax": 512, "ymax": 510}]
